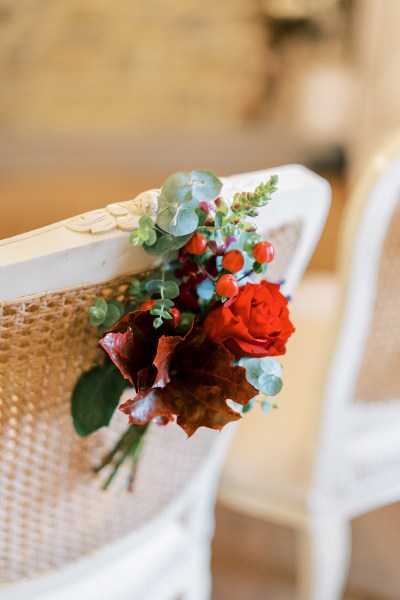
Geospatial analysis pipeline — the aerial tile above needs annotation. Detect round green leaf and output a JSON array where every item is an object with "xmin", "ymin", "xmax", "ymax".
[
  {"xmin": 139, "ymin": 215, "xmax": 155, "ymax": 229},
  {"xmin": 145, "ymin": 279, "xmax": 164, "ymax": 294},
  {"xmin": 159, "ymin": 172, "xmax": 198, "ymax": 207},
  {"xmin": 162, "ymin": 280, "xmax": 180, "ymax": 299},
  {"xmin": 103, "ymin": 303, "xmax": 122, "ymax": 328},
  {"xmin": 129, "ymin": 231, "xmax": 145, "ymax": 246},
  {"xmin": 157, "ymin": 206, "xmax": 198, "ymax": 237},
  {"xmin": 260, "ymin": 357, "xmax": 282, "ymax": 377},
  {"xmin": 145, "ymin": 228, "xmax": 157, "ymax": 246},
  {"xmin": 238, "ymin": 357, "xmax": 263, "ymax": 389},
  {"xmin": 154, "ymin": 298, "xmax": 174, "ymax": 308},
  {"xmin": 258, "ymin": 372, "xmax": 283, "ymax": 396},
  {"xmin": 143, "ymin": 231, "xmax": 193, "ymax": 256},
  {"xmin": 189, "ymin": 169, "xmax": 223, "ymax": 202}
]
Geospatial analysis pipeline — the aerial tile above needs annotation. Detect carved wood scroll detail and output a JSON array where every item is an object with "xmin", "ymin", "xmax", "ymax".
[{"xmin": 66, "ymin": 190, "xmax": 159, "ymax": 235}]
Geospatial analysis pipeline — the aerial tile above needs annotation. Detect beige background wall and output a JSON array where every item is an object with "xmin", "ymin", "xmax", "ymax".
[{"xmin": 0, "ymin": 0, "xmax": 267, "ymax": 134}]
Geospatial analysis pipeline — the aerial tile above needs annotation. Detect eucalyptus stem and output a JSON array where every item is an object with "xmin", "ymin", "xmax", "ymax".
[{"xmin": 94, "ymin": 423, "xmax": 150, "ymax": 491}]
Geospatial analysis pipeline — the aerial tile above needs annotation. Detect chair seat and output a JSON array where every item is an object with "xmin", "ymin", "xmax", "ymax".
[
  {"xmin": 2, "ymin": 518, "xmax": 193, "ymax": 600},
  {"xmin": 218, "ymin": 272, "xmax": 340, "ymax": 528}
]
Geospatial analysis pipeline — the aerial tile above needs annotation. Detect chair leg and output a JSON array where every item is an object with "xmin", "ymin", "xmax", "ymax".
[
  {"xmin": 296, "ymin": 515, "xmax": 351, "ymax": 600},
  {"xmin": 181, "ymin": 484, "xmax": 216, "ymax": 600}
]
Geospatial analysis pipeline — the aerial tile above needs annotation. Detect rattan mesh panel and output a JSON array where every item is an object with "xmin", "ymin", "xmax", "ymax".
[
  {"xmin": 265, "ymin": 219, "xmax": 302, "ymax": 284},
  {"xmin": 0, "ymin": 220, "xmax": 302, "ymax": 583},
  {"xmin": 355, "ymin": 199, "xmax": 400, "ymax": 402}
]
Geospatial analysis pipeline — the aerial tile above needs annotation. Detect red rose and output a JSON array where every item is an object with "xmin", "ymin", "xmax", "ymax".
[{"xmin": 204, "ymin": 280, "xmax": 294, "ymax": 358}]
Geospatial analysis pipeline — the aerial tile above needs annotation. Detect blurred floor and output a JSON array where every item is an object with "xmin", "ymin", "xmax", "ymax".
[
  {"xmin": 212, "ymin": 502, "xmax": 400, "ymax": 600},
  {"xmin": 210, "ymin": 170, "xmax": 400, "ymax": 600}
]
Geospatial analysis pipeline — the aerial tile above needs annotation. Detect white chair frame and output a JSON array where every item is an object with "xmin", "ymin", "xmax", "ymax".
[
  {"xmin": 219, "ymin": 132, "xmax": 400, "ymax": 600},
  {"xmin": 0, "ymin": 165, "xmax": 330, "ymax": 600}
]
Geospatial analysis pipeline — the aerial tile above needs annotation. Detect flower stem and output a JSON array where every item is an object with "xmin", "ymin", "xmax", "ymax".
[
  {"xmin": 198, "ymin": 264, "xmax": 216, "ymax": 282},
  {"xmin": 94, "ymin": 423, "xmax": 150, "ymax": 491},
  {"xmin": 238, "ymin": 269, "xmax": 254, "ymax": 282}
]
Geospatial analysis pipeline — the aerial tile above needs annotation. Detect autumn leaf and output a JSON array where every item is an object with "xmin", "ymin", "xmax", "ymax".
[
  {"xmin": 100, "ymin": 310, "xmax": 168, "ymax": 389},
  {"xmin": 119, "ymin": 327, "xmax": 258, "ymax": 436}
]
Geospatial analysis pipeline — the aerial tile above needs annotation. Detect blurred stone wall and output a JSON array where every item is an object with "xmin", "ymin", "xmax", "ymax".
[{"xmin": 0, "ymin": 0, "xmax": 268, "ymax": 133}]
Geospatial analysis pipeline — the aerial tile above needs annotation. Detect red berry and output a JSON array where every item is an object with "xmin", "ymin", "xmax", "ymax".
[
  {"xmin": 215, "ymin": 274, "xmax": 239, "ymax": 298},
  {"xmin": 253, "ymin": 241, "xmax": 274, "ymax": 264},
  {"xmin": 170, "ymin": 307, "xmax": 181, "ymax": 327},
  {"xmin": 222, "ymin": 250, "xmax": 244, "ymax": 273},
  {"xmin": 184, "ymin": 232, "xmax": 208, "ymax": 255},
  {"xmin": 141, "ymin": 299, "xmax": 156, "ymax": 310}
]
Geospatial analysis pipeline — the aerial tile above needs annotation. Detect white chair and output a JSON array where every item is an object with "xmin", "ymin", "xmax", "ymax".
[
  {"xmin": 0, "ymin": 165, "xmax": 329, "ymax": 599},
  {"xmin": 219, "ymin": 132, "xmax": 400, "ymax": 600}
]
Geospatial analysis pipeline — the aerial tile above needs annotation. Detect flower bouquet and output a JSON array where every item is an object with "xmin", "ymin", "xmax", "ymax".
[{"xmin": 71, "ymin": 169, "xmax": 294, "ymax": 489}]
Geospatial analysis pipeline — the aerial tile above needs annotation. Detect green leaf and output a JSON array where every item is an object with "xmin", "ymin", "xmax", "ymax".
[
  {"xmin": 261, "ymin": 399, "xmax": 273, "ymax": 413},
  {"xmin": 143, "ymin": 231, "xmax": 193, "ymax": 256},
  {"xmin": 145, "ymin": 279, "xmax": 164, "ymax": 294},
  {"xmin": 258, "ymin": 372, "xmax": 283, "ymax": 396},
  {"xmin": 154, "ymin": 298, "xmax": 174, "ymax": 308},
  {"xmin": 260, "ymin": 357, "xmax": 282, "ymax": 377},
  {"xmin": 139, "ymin": 215, "xmax": 155, "ymax": 229},
  {"xmin": 158, "ymin": 169, "xmax": 221, "ymax": 206},
  {"xmin": 159, "ymin": 172, "xmax": 198, "ymax": 208},
  {"xmin": 238, "ymin": 357, "xmax": 263, "ymax": 389},
  {"xmin": 129, "ymin": 231, "xmax": 145, "ymax": 246},
  {"xmin": 103, "ymin": 302, "xmax": 122, "ymax": 328},
  {"xmin": 253, "ymin": 261, "xmax": 263, "ymax": 274},
  {"xmin": 195, "ymin": 207, "xmax": 208, "ymax": 226},
  {"xmin": 71, "ymin": 360, "xmax": 128, "ymax": 437},
  {"xmin": 176, "ymin": 312, "xmax": 195, "ymax": 334},
  {"xmin": 214, "ymin": 212, "xmax": 223, "ymax": 227},
  {"xmin": 144, "ymin": 228, "xmax": 157, "ymax": 246},
  {"xmin": 88, "ymin": 299, "xmax": 108, "ymax": 326},
  {"xmin": 242, "ymin": 397, "xmax": 257, "ymax": 413},
  {"xmin": 157, "ymin": 206, "xmax": 199, "ymax": 237},
  {"xmin": 189, "ymin": 169, "xmax": 223, "ymax": 202},
  {"xmin": 162, "ymin": 280, "xmax": 179, "ymax": 299}
]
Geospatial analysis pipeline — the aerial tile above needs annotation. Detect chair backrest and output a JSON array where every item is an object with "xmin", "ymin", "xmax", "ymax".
[
  {"xmin": 0, "ymin": 165, "xmax": 330, "ymax": 585},
  {"xmin": 313, "ymin": 131, "xmax": 400, "ymax": 501}
]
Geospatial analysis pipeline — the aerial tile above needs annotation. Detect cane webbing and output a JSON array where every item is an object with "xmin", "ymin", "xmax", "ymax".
[
  {"xmin": 265, "ymin": 219, "xmax": 302, "ymax": 284},
  {"xmin": 0, "ymin": 220, "xmax": 302, "ymax": 583},
  {"xmin": 0, "ymin": 276, "xmax": 221, "ymax": 583},
  {"xmin": 355, "ymin": 199, "xmax": 400, "ymax": 403}
]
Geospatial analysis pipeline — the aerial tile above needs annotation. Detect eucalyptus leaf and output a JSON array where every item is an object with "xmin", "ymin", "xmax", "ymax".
[
  {"xmin": 189, "ymin": 169, "xmax": 223, "ymax": 202},
  {"xmin": 238, "ymin": 357, "xmax": 263, "ymax": 389},
  {"xmin": 145, "ymin": 279, "xmax": 164, "ymax": 294},
  {"xmin": 129, "ymin": 231, "xmax": 144, "ymax": 246},
  {"xmin": 88, "ymin": 307, "xmax": 106, "ymax": 327},
  {"xmin": 143, "ymin": 231, "xmax": 192, "ymax": 256},
  {"xmin": 261, "ymin": 399, "xmax": 273, "ymax": 414},
  {"xmin": 139, "ymin": 215, "xmax": 155, "ymax": 229},
  {"xmin": 159, "ymin": 171, "xmax": 198, "ymax": 207},
  {"xmin": 242, "ymin": 397, "xmax": 257, "ymax": 413},
  {"xmin": 162, "ymin": 280, "xmax": 180, "ymax": 299},
  {"xmin": 157, "ymin": 206, "xmax": 198, "ymax": 237},
  {"xmin": 258, "ymin": 372, "xmax": 283, "ymax": 396},
  {"xmin": 260, "ymin": 357, "xmax": 282, "ymax": 377},
  {"xmin": 145, "ymin": 228, "xmax": 157, "ymax": 246},
  {"xmin": 158, "ymin": 169, "xmax": 222, "ymax": 210},
  {"xmin": 71, "ymin": 360, "xmax": 128, "ymax": 437},
  {"xmin": 103, "ymin": 303, "xmax": 122, "ymax": 328},
  {"xmin": 154, "ymin": 298, "xmax": 174, "ymax": 308},
  {"xmin": 197, "ymin": 278, "xmax": 215, "ymax": 301}
]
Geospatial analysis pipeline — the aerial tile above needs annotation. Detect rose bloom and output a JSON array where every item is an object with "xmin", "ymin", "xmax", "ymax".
[{"xmin": 204, "ymin": 280, "xmax": 294, "ymax": 358}]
